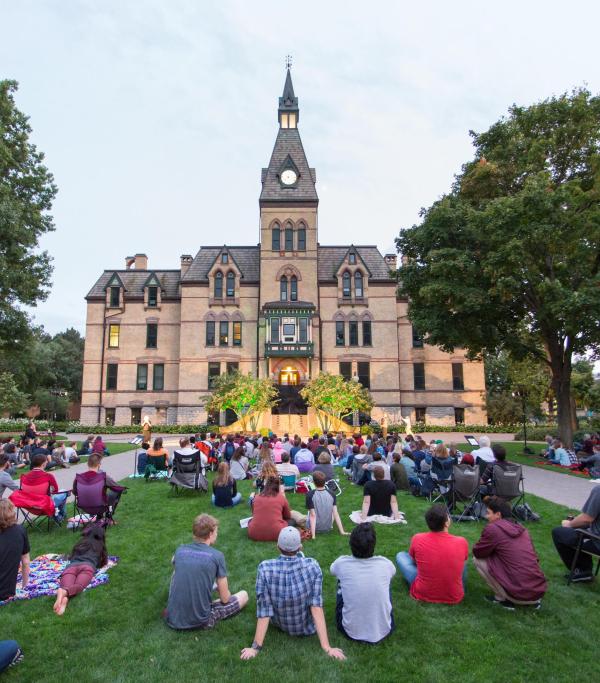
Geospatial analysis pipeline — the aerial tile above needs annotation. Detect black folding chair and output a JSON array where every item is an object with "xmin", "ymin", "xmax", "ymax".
[
  {"xmin": 492, "ymin": 464, "xmax": 526, "ymax": 513},
  {"xmin": 169, "ymin": 450, "xmax": 208, "ymax": 494},
  {"xmin": 429, "ymin": 457, "xmax": 455, "ymax": 507},
  {"xmin": 567, "ymin": 529, "xmax": 600, "ymax": 585},
  {"xmin": 450, "ymin": 464, "xmax": 481, "ymax": 522}
]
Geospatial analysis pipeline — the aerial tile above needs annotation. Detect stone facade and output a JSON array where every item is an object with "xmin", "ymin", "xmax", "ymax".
[{"xmin": 81, "ymin": 71, "xmax": 486, "ymax": 428}]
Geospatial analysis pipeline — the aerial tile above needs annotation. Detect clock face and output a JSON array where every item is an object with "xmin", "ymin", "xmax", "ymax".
[{"xmin": 281, "ymin": 169, "xmax": 297, "ymax": 185}]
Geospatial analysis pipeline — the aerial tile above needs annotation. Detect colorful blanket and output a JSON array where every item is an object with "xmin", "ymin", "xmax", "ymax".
[{"xmin": 0, "ymin": 553, "xmax": 119, "ymax": 606}]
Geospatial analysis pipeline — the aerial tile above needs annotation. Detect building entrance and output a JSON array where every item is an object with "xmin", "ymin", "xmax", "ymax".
[{"xmin": 278, "ymin": 367, "xmax": 300, "ymax": 385}]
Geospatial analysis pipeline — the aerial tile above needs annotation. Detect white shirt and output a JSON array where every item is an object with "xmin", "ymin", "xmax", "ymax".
[
  {"xmin": 471, "ymin": 446, "xmax": 495, "ymax": 463},
  {"xmin": 276, "ymin": 462, "xmax": 300, "ymax": 477},
  {"xmin": 177, "ymin": 446, "xmax": 207, "ymax": 467},
  {"xmin": 64, "ymin": 446, "xmax": 77, "ymax": 460}
]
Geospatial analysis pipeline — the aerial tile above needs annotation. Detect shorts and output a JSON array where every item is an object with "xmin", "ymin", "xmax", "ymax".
[{"xmin": 166, "ymin": 595, "xmax": 242, "ymax": 631}]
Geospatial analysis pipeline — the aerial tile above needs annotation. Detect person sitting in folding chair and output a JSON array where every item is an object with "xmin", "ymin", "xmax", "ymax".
[
  {"xmin": 552, "ymin": 485, "xmax": 600, "ymax": 584},
  {"xmin": 480, "ymin": 445, "xmax": 515, "ymax": 496},
  {"xmin": 429, "ymin": 445, "xmax": 456, "ymax": 505},
  {"xmin": 306, "ymin": 471, "xmax": 348, "ymax": 539},
  {"xmin": 451, "ymin": 462, "xmax": 482, "ymax": 522},
  {"xmin": 489, "ymin": 462, "xmax": 526, "ymax": 513},
  {"xmin": 473, "ymin": 497, "xmax": 546, "ymax": 610},
  {"xmin": 170, "ymin": 446, "xmax": 208, "ymax": 494},
  {"xmin": 11, "ymin": 453, "xmax": 69, "ymax": 524},
  {"xmin": 73, "ymin": 453, "xmax": 126, "ymax": 523}
]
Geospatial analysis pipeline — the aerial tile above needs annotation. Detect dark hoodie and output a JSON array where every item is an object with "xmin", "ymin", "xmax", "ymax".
[{"xmin": 473, "ymin": 518, "xmax": 547, "ymax": 601}]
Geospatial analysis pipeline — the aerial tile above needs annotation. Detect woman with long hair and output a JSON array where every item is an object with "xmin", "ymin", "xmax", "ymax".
[
  {"xmin": 247, "ymin": 477, "xmax": 305, "ymax": 542},
  {"xmin": 211, "ymin": 462, "xmax": 242, "ymax": 508},
  {"xmin": 230, "ymin": 446, "xmax": 250, "ymax": 481},
  {"xmin": 253, "ymin": 461, "xmax": 281, "ymax": 494},
  {"xmin": 147, "ymin": 437, "xmax": 170, "ymax": 469},
  {"xmin": 53, "ymin": 524, "xmax": 108, "ymax": 615}
]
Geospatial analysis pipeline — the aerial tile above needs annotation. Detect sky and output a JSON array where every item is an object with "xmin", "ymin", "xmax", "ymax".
[{"xmin": 2, "ymin": 0, "xmax": 600, "ymax": 335}]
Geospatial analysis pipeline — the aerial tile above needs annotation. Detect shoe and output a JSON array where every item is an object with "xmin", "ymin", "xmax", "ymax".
[
  {"xmin": 565, "ymin": 571, "xmax": 594, "ymax": 583},
  {"xmin": 484, "ymin": 595, "xmax": 516, "ymax": 610},
  {"xmin": 9, "ymin": 648, "xmax": 24, "ymax": 668}
]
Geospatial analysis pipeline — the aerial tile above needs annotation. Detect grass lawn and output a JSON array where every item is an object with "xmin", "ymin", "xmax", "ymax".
[{"xmin": 4, "ymin": 469, "xmax": 600, "ymax": 683}]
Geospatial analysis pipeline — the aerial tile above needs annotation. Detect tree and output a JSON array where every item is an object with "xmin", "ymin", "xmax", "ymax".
[
  {"xmin": 0, "ymin": 80, "xmax": 57, "ymax": 356},
  {"xmin": 571, "ymin": 358, "xmax": 595, "ymax": 408},
  {"xmin": 300, "ymin": 372, "xmax": 373, "ymax": 432},
  {"xmin": 0, "ymin": 371, "xmax": 30, "ymax": 416},
  {"xmin": 397, "ymin": 88, "xmax": 600, "ymax": 446},
  {"xmin": 201, "ymin": 372, "xmax": 278, "ymax": 431}
]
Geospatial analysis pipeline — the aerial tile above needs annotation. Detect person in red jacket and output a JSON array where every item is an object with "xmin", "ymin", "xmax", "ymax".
[{"xmin": 473, "ymin": 496, "xmax": 547, "ymax": 610}]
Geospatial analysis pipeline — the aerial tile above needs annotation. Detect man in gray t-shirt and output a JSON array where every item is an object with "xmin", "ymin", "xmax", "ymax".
[
  {"xmin": 166, "ymin": 514, "xmax": 248, "ymax": 630},
  {"xmin": 330, "ymin": 523, "xmax": 396, "ymax": 643},
  {"xmin": 552, "ymin": 485, "xmax": 600, "ymax": 581}
]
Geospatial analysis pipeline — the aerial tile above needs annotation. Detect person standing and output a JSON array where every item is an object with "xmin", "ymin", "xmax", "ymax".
[{"xmin": 141, "ymin": 416, "xmax": 152, "ymax": 445}]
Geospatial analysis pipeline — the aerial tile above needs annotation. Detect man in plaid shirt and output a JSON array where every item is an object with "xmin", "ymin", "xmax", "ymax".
[{"xmin": 240, "ymin": 527, "xmax": 346, "ymax": 661}]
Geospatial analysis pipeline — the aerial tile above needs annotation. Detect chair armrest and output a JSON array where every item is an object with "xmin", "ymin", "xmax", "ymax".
[
  {"xmin": 57, "ymin": 489, "xmax": 72, "ymax": 495},
  {"xmin": 575, "ymin": 528, "xmax": 600, "ymax": 543}
]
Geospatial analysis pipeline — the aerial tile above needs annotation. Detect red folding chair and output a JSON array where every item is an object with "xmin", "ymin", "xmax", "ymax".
[{"xmin": 9, "ymin": 478, "xmax": 68, "ymax": 531}]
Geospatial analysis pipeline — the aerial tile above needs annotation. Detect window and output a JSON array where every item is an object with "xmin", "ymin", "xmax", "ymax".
[
  {"xmin": 148, "ymin": 286, "xmax": 158, "ymax": 307},
  {"xmin": 226, "ymin": 272, "xmax": 235, "ymax": 298},
  {"xmin": 226, "ymin": 362, "xmax": 239, "ymax": 375},
  {"xmin": 415, "ymin": 407, "xmax": 426, "ymax": 423},
  {"xmin": 299, "ymin": 317, "xmax": 308, "ymax": 343},
  {"xmin": 108, "ymin": 324, "xmax": 120, "ymax": 348},
  {"xmin": 412, "ymin": 326, "xmax": 424, "ymax": 348},
  {"xmin": 270, "ymin": 318, "xmax": 280, "ymax": 343},
  {"xmin": 233, "ymin": 321, "xmax": 242, "ymax": 346},
  {"xmin": 208, "ymin": 362, "xmax": 220, "ymax": 389},
  {"xmin": 110, "ymin": 286, "xmax": 120, "ymax": 307},
  {"xmin": 272, "ymin": 224, "xmax": 281, "ymax": 251},
  {"xmin": 452, "ymin": 363, "xmax": 464, "ymax": 391},
  {"xmin": 280, "ymin": 276, "xmax": 288, "ymax": 301},
  {"xmin": 342, "ymin": 272, "xmax": 351, "ymax": 298},
  {"xmin": 282, "ymin": 323, "xmax": 296, "ymax": 339},
  {"xmin": 106, "ymin": 363, "xmax": 118, "ymax": 390},
  {"xmin": 146, "ymin": 323, "xmax": 157, "ymax": 348},
  {"xmin": 221, "ymin": 253, "xmax": 228, "ymax": 264},
  {"xmin": 357, "ymin": 362, "xmax": 370, "ymax": 389},
  {"xmin": 354, "ymin": 271, "xmax": 363, "ymax": 298},
  {"xmin": 285, "ymin": 226, "xmax": 294, "ymax": 251},
  {"xmin": 206, "ymin": 320, "xmax": 215, "ymax": 346},
  {"xmin": 349, "ymin": 320, "xmax": 359, "ymax": 346},
  {"xmin": 454, "ymin": 407, "xmax": 465, "ymax": 425},
  {"xmin": 136, "ymin": 364, "xmax": 148, "ymax": 391},
  {"xmin": 335, "ymin": 321, "xmax": 345, "ymax": 346},
  {"xmin": 153, "ymin": 363, "xmax": 164, "ymax": 391},
  {"xmin": 339, "ymin": 362, "xmax": 352, "ymax": 381},
  {"xmin": 297, "ymin": 227, "xmax": 306, "ymax": 251},
  {"xmin": 290, "ymin": 276, "xmax": 298, "ymax": 301},
  {"xmin": 214, "ymin": 271, "xmax": 223, "ymax": 298},
  {"xmin": 349, "ymin": 253, "xmax": 356, "ymax": 264},
  {"xmin": 105, "ymin": 408, "xmax": 115, "ymax": 426},
  {"xmin": 219, "ymin": 321, "xmax": 229, "ymax": 346},
  {"xmin": 362, "ymin": 320, "xmax": 372, "ymax": 346},
  {"xmin": 131, "ymin": 407, "xmax": 142, "ymax": 425},
  {"xmin": 413, "ymin": 363, "xmax": 426, "ymax": 390}
]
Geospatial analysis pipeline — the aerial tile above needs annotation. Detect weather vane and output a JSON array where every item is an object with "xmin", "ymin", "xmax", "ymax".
[{"xmin": 285, "ymin": 54, "xmax": 292, "ymax": 70}]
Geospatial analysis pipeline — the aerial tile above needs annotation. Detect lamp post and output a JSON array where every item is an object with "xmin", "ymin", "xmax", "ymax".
[{"xmin": 512, "ymin": 389, "xmax": 533, "ymax": 454}]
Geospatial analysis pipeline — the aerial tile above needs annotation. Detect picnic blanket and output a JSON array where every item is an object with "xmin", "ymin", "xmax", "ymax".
[
  {"xmin": 0, "ymin": 553, "xmax": 119, "ymax": 606},
  {"xmin": 349, "ymin": 511, "xmax": 407, "ymax": 525}
]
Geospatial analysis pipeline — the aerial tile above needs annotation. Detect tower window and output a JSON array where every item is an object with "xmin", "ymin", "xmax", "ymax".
[
  {"xmin": 297, "ymin": 227, "xmax": 306, "ymax": 251},
  {"xmin": 354, "ymin": 271, "xmax": 363, "ymax": 298},
  {"xmin": 214, "ymin": 271, "xmax": 223, "ymax": 298},
  {"xmin": 290, "ymin": 276, "xmax": 298, "ymax": 301},
  {"xmin": 272, "ymin": 225, "xmax": 281, "ymax": 251},
  {"xmin": 285, "ymin": 226, "xmax": 293, "ymax": 251},
  {"xmin": 226, "ymin": 272, "xmax": 235, "ymax": 298},
  {"xmin": 342, "ymin": 272, "xmax": 351, "ymax": 298},
  {"xmin": 280, "ymin": 276, "xmax": 288, "ymax": 302}
]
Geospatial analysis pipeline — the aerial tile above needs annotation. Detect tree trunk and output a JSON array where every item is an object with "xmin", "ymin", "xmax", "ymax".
[{"xmin": 552, "ymin": 369, "xmax": 574, "ymax": 449}]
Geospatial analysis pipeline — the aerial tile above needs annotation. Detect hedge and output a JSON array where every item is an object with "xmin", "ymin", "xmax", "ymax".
[{"xmin": 64, "ymin": 423, "xmax": 215, "ymax": 435}]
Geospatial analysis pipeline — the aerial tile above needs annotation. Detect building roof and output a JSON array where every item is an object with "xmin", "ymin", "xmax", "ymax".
[
  {"xmin": 317, "ymin": 246, "xmax": 394, "ymax": 281},
  {"xmin": 263, "ymin": 300, "xmax": 316, "ymax": 310},
  {"xmin": 182, "ymin": 246, "xmax": 260, "ymax": 283},
  {"xmin": 85, "ymin": 270, "xmax": 181, "ymax": 299}
]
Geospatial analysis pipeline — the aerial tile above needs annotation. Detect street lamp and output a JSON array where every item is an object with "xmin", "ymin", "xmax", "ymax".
[{"xmin": 512, "ymin": 389, "xmax": 533, "ymax": 454}]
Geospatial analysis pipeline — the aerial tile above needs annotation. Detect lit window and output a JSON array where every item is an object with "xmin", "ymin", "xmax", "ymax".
[
  {"xmin": 214, "ymin": 272, "xmax": 223, "ymax": 298},
  {"xmin": 281, "ymin": 113, "xmax": 289, "ymax": 129},
  {"xmin": 288, "ymin": 113, "xmax": 297, "ymax": 128},
  {"xmin": 108, "ymin": 324, "xmax": 120, "ymax": 348},
  {"xmin": 233, "ymin": 321, "xmax": 242, "ymax": 346}
]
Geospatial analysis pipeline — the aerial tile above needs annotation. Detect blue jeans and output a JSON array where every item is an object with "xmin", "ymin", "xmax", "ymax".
[
  {"xmin": 211, "ymin": 493, "xmax": 242, "ymax": 507},
  {"xmin": 396, "ymin": 551, "xmax": 468, "ymax": 588},
  {"xmin": 0, "ymin": 641, "xmax": 20, "ymax": 673},
  {"xmin": 53, "ymin": 492, "xmax": 68, "ymax": 519}
]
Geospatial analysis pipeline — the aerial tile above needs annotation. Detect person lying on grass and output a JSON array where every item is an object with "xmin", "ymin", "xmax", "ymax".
[
  {"xmin": 53, "ymin": 524, "xmax": 108, "ymax": 616},
  {"xmin": 306, "ymin": 471, "xmax": 348, "ymax": 539},
  {"xmin": 165, "ymin": 514, "xmax": 248, "ymax": 630},
  {"xmin": 240, "ymin": 526, "xmax": 345, "ymax": 661}
]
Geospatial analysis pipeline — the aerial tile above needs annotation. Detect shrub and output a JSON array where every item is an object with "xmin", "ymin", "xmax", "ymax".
[{"xmin": 65, "ymin": 422, "xmax": 215, "ymax": 434}]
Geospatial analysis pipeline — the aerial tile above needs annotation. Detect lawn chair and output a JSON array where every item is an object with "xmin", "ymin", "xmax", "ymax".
[
  {"xmin": 450, "ymin": 464, "xmax": 481, "ymax": 522},
  {"xmin": 325, "ymin": 479, "xmax": 342, "ymax": 496},
  {"xmin": 429, "ymin": 457, "xmax": 454, "ymax": 507},
  {"xmin": 169, "ymin": 449, "xmax": 208, "ymax": 494},
  {"xmin": 567, "ymin": 529, "xmax": 600, "ymax": 585},
  {"xmin": 281, "ymin": 474, "xmax": 297, "ymax": 492},
  {"xmin": 9, "ymin": 479, "xmax": 66, "ymax": 531},
  {"xmin": 144, "ymin": 454, "xmax": 170, "ymax": 481},
  {"xmin": 72, "ymin": 471, "xmax": 127, "ymax": 529},
  {"xmin": 492, "ymin": 464, "xmax": 526, "ymax": 513}
]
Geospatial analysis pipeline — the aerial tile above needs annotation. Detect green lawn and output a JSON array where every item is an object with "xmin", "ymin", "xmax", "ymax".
[{"xmin": 4, "ymin": 469, "xmax": 599, "ymax": 683}]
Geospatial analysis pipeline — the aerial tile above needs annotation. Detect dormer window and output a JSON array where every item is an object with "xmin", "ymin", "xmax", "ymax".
[
  {"xmin": 221, "ymin": 253, "xmax": 229, "ymax": 264},
  {"xmin": 342, "ymin": 272, "xmax": 351, "ymax": 298},
  {"xmin": 354, "ymin": 271, "xmax": 363, "ymax": 298},
  {"xmin": 349, "ymin": 253, "xmax": 356, "ymax": 264},
  {"xmin": 109, "ymin": 286, "xmax": 120, "ymax": 307},
  {"xmin": 214, "ymin": 271, "xmax": 223, "ymax": 298},
  {"xmin": 147, "ymin": 286, "xmax": 158, "ymax": 307},
  {"xmin": 226, "ymin": 271, "xmax": 235, "ymax": 298}
]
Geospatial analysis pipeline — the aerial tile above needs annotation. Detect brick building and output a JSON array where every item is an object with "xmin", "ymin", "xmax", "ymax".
[{"xmin": 81, "ymin": 69, "xmax": 486, "ymax": 428}]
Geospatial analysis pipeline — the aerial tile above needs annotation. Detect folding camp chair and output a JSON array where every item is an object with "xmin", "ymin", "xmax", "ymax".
[
  {"xmin": 429, "ymin": 457, "xmax": 455, "ymax": 507},
  {"xmin": 73, "ymin": 471, "xmax": 126, "ymax": 529},
  {"xmin": 281, "ymin": 474, "xmax": 297, "ymax": 492},
  {"xmin": 450, "ymin": 464, "xmax": 481, "ymax": 522},
  {"xmin": 144, "ymin": 454, "xmax": 170, "ymax": 481},
  {"xmin": 169, "ymin": 450, "xmax": 208, "ymax": 494},
  {"xmin": 9, "ymin": 478, "xmax": 68, "ymax": 531},
  {"xmin": 567, "ymin": 529, "xmax": 600, "ymax": 585},
  {"xmin": 492, "ymin": 464, "xmax": 526, "ymax": 513},
  {"xmin": 325, "ymin": 479, "xmax": 342, "ymax": 496}
]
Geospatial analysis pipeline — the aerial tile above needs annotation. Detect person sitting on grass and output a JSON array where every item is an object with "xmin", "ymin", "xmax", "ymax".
[
  {"xmin": 547, "ymin": 438, "xmax": 571, "ymax": 467},
  {"xmin": 396, "ymin": 504, "xmax": 468, "ymax": 604},
  {"xmin": 253, "ymin": 461, "xmax": 282, "ymax": 494},
  {"xmin": 53, "ymin": 524, "xmax": 108, "ymax": 615},
  {"xmin": 65, "ymin": 441, "xmax": 80, "ymax": 464},
  {"xmin": 73, "ymin": 453, "xmax": 126, "ymax": 519},
  {"xmin": 577, "ymin": 444, "xmax": 600, "ymax": 474},
  {"xmin": 360, "ymin": 466, "xmax": 401, "ymax": 520},
  {"xmin": 480, "ymin": 444, "xmax": 514, "ymax": 495},
  {"xmin": 390, "ymin": 452, "xmax": 409, "ymax": 491},
  {"xmin": 330, "ymin": 522, "xmax": 396, "ymax": 644},
  {"xmin": 473, "ymin": 496, "xmax": 547, "ymax": 609},
  {"xmin": 362, "ymin": 451, "xmax": 391, "ymax": 480},
  {"xmin": 295, "ymin": 442, "xmax": 316, "ymax": 473},
  {"xmin": 77, "ymin": 435, "xmax": 94, "ymax": 457},
  {"xmin": 240, "ymin": 526, "xmax": 345, "ymax": 661},
  {"xmin": 248, "ymin": 478, "xmax": 305, "ymax": 541},
  {"xmin": 552, "ymin": 484, "xmax": 600, "ymax": 583},
  {"xmin": 313, "ymin": 452, "xmax": 335, "ymax": 481},
  {"xmin": 166, "ymin": 514, "xmax": 248, "ymax": 630},
  {"xmin": 0, "ymin": 455, "xmax": 19, "ymax": 498},
  {"xmin": 92, "ymin": 436, "xmax": 109, "ymax": 456},
  {"xmin": 18, "ymin": 453, "xmax": 68, "ymax": 522},
  {"xmin": 212, "ymin": 462, "xmax": 242, "ymax": 507},
  {"xmin": 0, "ymin": 500, "xmax": 30, "ymax": 602},
  {"xmin": 230, "ymin": 447, "xmax": 250, "ymax": 481},
  {"xmin": 306, "ymin": 471, "xmax": 349, "ymax": 539}
]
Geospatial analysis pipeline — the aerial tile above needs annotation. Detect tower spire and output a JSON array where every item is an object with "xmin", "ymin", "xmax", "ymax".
[{"xmin": 278, "ymin": 60, "xmax": 298, "ymax": 128}]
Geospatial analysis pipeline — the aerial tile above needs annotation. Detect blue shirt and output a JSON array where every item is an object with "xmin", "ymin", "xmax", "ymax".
[{"xmin": 256, "ymin": 553, "xmax": 323, "ymax": 636}]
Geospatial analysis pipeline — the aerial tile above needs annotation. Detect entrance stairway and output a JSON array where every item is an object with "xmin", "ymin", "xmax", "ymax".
[{"xmin": 271, "ymin": 413, "xmax": 307, "ymax": 436}]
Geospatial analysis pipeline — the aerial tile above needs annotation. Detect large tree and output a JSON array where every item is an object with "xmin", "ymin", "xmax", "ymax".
[
  {"xmin": 396, "ymin": 89, "xmax": 600, "ymax": 446},
  {"xmin": 0, "ymin": 80, "xmax": 57, "ymax": 356}
]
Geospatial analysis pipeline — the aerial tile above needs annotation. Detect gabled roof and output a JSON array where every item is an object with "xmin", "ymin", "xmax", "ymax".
[
  {"xmin": 182, "ymin": 246, "xmax": 260, "ymax": 283},
  {"xmin": 317, "ymin": 246, "xmax": 394, "ymax": 282},
  {"xmin": 143, "ymin": 272, "xmax": 164, "ymax": 290},
  {"xmin": 87, "ymin": 270, "xmax": 181, "ymax": 299},
  {"xmin": 333, "ymin": 245, "xmax": 373, "ymax": 277},
  {"xmin": 104, "ymin": 272, "xmax": 126, "ymax": 291}
]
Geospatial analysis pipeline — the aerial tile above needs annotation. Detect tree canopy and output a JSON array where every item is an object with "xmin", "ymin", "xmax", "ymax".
[{"xmin": 397, "ymin": 88, "xmax": 600, "ymax": 446}]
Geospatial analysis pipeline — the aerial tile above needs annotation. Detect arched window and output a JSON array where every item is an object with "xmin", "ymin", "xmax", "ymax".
[
  {"xmin": 214, "ymin": 271, "xmax": 223, "ymax": 298},
  {"xmin": 354, "ymin": 271, "xmax": 363, "ymax": 298},
  {"xmin": 272, "ymin": 224, "xmax": 281, "ymax": 251},
  {"xmin": 226, "ymin": 271, "xmax": 235, "ymax": 298},
  {"xmin": 342, "ymin": 271, "xmax": 351, "ymax": 298},
  {"xmin": 297, "ymin": 225, "xmax": 306, "ymax": 251},
  {"xmin": 285, "ymin": 224, "xmax": 294, "ymax": 251},
  {"xmin": 280, "ymin": 276, "xmax": 288, "ymax": 301},
  {"xmin": 290, "ymin": 275, "xmax": 298, "ymax": 301}
]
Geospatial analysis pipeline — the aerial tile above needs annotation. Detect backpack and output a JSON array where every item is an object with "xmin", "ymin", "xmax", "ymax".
[{"xmin": 513, "ymin": 503, "xmax": 541, "ymax": 522}]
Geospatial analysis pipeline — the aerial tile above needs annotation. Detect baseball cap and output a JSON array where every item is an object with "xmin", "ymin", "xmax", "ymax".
[{"xmin": 277, "ymin": 526, "xmax": 302, "ymax": 552}]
